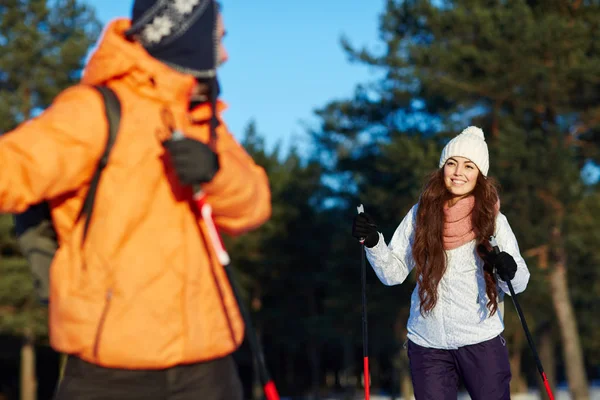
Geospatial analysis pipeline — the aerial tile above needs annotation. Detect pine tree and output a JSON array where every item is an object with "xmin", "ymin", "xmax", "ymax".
[
  {"xmin": 313, "ymin": 0, "xmax": 600, "ymax": 397},
  {"xmin": 0, "ymin": 0, "xmax": 102, "ymax": 132}
]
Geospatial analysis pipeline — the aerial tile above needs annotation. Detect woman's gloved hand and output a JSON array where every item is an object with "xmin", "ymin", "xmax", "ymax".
[
  {"xmin": 479, "ymin": 245, "xmax": 518, "ymax": 282},
  {"xmin": 491, "ymin": 251, "xmax": 518, "ymax": 281},
  {"xmin": 352, "ymin": 213, "xmax": 379, "ymax": 248}
]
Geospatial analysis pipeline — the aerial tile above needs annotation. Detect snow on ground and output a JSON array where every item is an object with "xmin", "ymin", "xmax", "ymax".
[
  {"xmin": 459, "ymin": 388, "xmax": 600, "ymax": 400},
  {"xmin": 317, "ymin": 387, "xmax": 600, "ymax": 400}
]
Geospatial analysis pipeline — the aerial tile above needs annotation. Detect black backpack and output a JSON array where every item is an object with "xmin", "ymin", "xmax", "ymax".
[{"xmin": 13, "ymin": 85, "xmax": 121, "ymax": 304}]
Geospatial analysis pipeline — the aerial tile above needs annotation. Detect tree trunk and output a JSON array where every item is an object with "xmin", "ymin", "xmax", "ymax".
[
  {"xmin": 252, "ymin": 354, "xmax": 262, "ymax": 400},
  {"xmin": 537, "ymin": 323, "xmax": 557, "ymax": 399},
  {"xmin": 398, "ymin": 348, "xmax": 413, "ymax": 400},
  {"xmin": 20, "ymin": 328, "xmax": 36, "ymax": 400},
  {"xmin": 392, "ymin": 310, "xmax": 413, "ymax": 400},
  {"xmin": 308, "ymin": 338, "xmax": 321, "ymax": 400},
  {"xmin": 548, "ymin": 228, "xmax": 589, "ymax": 400},
  {"xmin": 286, "ymin": 347, "xmax": 295, "ymax": 392},
  {"xmin": 58, "ymin": 353, "xmax": 68, "ymax": 384},
  {"xmin": 509, "ymin": 326, "xmax": 527, "ymax": 394},
  {"xmin": 394, "ymin": 330, "xmax": 412, "ymax": 400},
  {"xmin": 251, "ymin": 291, "xmax": 264, "ymax": 399},
  {"xmin": 342, "ymin": 336, "xmax": 354, "ymax": 398}
]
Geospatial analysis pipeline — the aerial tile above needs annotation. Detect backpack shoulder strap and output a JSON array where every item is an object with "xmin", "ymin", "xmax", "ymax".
[{"xmin": 78, "ymin": 85, "xmax": 122, "ymax": 243}]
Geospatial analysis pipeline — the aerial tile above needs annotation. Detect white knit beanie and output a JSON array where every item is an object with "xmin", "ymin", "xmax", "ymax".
[{"xmin": 438, "ymin": 126, "xmax": 489, "ymax": 176}]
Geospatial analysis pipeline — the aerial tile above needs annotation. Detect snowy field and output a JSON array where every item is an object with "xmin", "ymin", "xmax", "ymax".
[
  {"xmin": 316, "ymin": 387, "xmax": 600, "ymax": 400},
  {"xmin": 458, "ymin": 388, "xmax": 600, "ymax": 400}
]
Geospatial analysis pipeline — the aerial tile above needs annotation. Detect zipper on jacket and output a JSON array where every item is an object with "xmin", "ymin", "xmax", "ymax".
[{"xmin": 93, "ymin": 289, "xmax": 113, "ymax": 360}]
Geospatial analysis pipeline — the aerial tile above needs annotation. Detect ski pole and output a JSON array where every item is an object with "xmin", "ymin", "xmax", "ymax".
[
  {"xmin": 490, "ymin": 236, "xmax": 555, "ymax": 400},
  {"xmin": 357, "ymin": 204, "xmax": 370, "ymax": 400},
  {"xmin": 194, "ymin": 191, "xmax": 280, "ymax": 400},
  {"xmin": 169, "ymin": 130, "xmax": 280, "ymax": 400}
]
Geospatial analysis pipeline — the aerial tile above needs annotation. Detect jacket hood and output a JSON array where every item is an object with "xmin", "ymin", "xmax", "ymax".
[{"xmin": 82, "ymin": 18, "xmax": 196, "ymax": 104}]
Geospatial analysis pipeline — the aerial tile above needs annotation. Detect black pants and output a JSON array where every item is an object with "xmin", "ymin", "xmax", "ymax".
[
  {"xmin": 53, "ymin": 355, "xmax": 243, "ymax": 400},
  {"xmin": 408, "ymin": 335, "xmax": 511, "ymax": 400}
]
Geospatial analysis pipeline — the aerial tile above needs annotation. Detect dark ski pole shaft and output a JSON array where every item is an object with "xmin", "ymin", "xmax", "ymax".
[
  {"xmin": 490, "ymin": 236, "xmax": 555, "ymax": 400},
  {"xmin": 357, "ymin": 204, "xmax": 370, "ymax": 400},
  {"xmin": 194, "ymin": 192, "xmax": 280, "ymax": 400}
]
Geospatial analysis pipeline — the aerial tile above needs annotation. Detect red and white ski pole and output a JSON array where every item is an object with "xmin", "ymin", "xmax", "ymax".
[
  {"xmin": 194, "ymin": 191, "xmax": 280, "ymax": 400},
  {"xmin": 170, "ymin": 130, "xmax": 280, "ymax": 400},
  {"xmin": 357, "ymin": 204, "xmax": 370, "ymax": 400},
  {"xmin": 490, "ymin": 236, "xmax": 554, "ymax": 400}
]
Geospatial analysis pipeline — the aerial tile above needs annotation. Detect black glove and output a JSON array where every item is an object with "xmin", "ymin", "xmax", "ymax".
[
  {"xmin": 163, "ymin": 137, "xmax": 219, "ymax": 185},
  {"xmin": 493, "ymin": 252, "xmax": 518, "ymax": 281},
  {"xmin": 352, "ymin": 213, "xmax": 379, "ymax": 248},
  {"xmin": 479, "ymin": 246, "xmax": 517, "ymax": 281}
]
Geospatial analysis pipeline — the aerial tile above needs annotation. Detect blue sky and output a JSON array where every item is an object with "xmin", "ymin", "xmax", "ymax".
[{"xmin": 88, "ymin": 1, "xmax": 385, "ymax": 155}]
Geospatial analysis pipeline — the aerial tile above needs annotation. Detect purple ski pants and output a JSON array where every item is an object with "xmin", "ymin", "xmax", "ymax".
[{"xmin": 407, "ymin": 335, "xmax": 512, "ymax": 400}]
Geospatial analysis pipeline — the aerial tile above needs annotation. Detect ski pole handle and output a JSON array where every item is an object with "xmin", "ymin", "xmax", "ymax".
[
  {"xmin": 490, "ymin": 235, "xmax": 500, "ymax": 255},
  {"xmin": 169, "ymin": 131, "xmax": 230, "ymax": 266},
  {"xmin": 193, "ymin": 192, "xmax": 230, "ymax": 266},
  {"xmin": 357, "ymin": 204, "xmax": 366, "ymax": 244}
]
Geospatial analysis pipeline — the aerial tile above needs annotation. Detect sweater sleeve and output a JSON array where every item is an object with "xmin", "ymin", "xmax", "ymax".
[
  {"xmin": 364, "ymin": 204, "xmax": 418, "ymax": 286},
  {"xmin": 494, "ymin": 212, "xmax": 530, "ymax": 295}
]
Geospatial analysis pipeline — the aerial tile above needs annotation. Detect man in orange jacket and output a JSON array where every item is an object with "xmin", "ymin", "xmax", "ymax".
[{"xmin": 0, "ymin": 1, "xmax": 271, "ymax": 399}]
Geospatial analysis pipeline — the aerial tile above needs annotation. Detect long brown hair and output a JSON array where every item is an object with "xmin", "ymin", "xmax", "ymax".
[{"xmin": 412, "ymin": 169, "xmax": 500, "ymax": 316}]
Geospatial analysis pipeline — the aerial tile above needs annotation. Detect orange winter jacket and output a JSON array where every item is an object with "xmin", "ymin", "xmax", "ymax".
[{"xmin": 0, "ymin": 19, "xmax": 271, "ymax": 369}]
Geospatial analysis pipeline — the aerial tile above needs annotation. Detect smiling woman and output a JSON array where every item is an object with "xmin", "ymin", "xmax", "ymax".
[
  {"xmin": 443, "ymin": 156, "xmax": 479, "ymax": 203},
  {"xmin": 352, "ymin": 125, "xmax": 531, "ymax": 400}
]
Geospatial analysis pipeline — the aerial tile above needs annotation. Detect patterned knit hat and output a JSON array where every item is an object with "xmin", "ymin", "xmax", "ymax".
[
  {"xmin": 126, "ymin": 0, "xmax": 219, "ymax": 78},
  {"xmin": 438, "ymin": 126, "xmax": 489, "ymax": 176},
  {"xmin": 126, "ymin": 0, "xmax": 221, "ymax": 146}
]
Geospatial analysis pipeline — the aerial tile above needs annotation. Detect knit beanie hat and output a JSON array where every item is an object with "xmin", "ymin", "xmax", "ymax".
[
  {"xmin": 438, "ymin": 126, "xmax": 489, "ymax": 176},
  {"xmin": 126, "ymin": 0, "xmax": 219, "ymax": 79}
]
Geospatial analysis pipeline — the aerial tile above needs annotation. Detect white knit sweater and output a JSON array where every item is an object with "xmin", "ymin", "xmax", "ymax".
[{"xmin": 365, "ymin": 204, "xmax": 530, "ymax": 349}]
